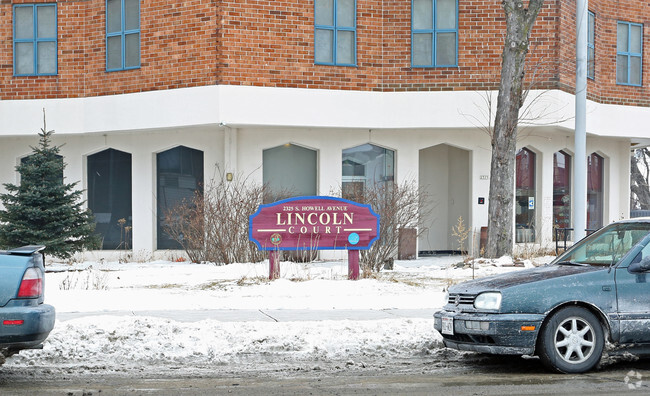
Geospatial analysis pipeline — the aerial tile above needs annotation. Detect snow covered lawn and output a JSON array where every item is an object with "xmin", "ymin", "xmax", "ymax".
[{"xmin": 6, "ymin": 255, "xmax": 551, "ymax": 374}]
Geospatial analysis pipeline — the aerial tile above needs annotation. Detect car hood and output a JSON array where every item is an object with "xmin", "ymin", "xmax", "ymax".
[{"xmin": 449, "ymin": 264, "xmax": 603, "ymax": 294}]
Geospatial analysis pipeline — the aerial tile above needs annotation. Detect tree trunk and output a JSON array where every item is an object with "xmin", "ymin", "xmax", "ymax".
[{"xmin": 486, "ymin": 0, "xmax": 544, "ymax": 258}]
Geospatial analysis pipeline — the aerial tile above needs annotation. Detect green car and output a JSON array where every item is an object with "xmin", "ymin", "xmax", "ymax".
[
  {"xmin": 434, "ymin": 218, "xmax": 650, "ymax": 373},
  {"xmin": 0, "ymin": 246, "xmax": 55, "ymax": 366}
]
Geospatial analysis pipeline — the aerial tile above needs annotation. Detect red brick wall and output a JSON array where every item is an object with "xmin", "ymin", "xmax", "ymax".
[
  {"xmin": 0, "ymin": 0, "xmax": 647, "ymax": 107},
  {"xmin": 217, "ymin": 0, "xmax": 559, "ymax": 91},
  {"xmin": 0, "ymin": 0, "xmax": 219, "ymax": 99},
  {"xmin": 558, "ymin": 0, "xmax": 650, "ymax": 107}
]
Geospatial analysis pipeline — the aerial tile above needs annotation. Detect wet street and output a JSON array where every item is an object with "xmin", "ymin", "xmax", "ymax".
[{"xmin": 1, "ymin": 353, "xmax": 649, "ymax": 395}]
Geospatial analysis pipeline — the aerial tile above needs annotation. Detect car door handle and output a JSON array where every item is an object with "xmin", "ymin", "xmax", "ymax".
[{"xmin": 602, "ymin": 286, "xmax": 612, "ymax": 291}]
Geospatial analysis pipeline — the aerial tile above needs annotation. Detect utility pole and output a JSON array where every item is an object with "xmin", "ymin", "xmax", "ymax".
[{"xmin": 574, "ymin": 0, "xmax": 588, "ymax": 242}]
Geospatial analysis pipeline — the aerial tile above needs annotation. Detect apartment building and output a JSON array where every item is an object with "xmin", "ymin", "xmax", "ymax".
[{"xmin": 0, "ymin": 0, "xmax": 648, "ymax": 257}]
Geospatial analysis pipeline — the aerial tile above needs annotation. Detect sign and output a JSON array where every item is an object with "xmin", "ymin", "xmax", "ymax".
[
  {"xmin": 249, "ymin": 196, "xmax": 380, "ymax": 251},
  {"xmin": 249, "ymin": 196, "xmax": 380, "ymax": 280},
  {"xmin": 528, "ymin": 197, "xmax": 535, "ymax": 210}
]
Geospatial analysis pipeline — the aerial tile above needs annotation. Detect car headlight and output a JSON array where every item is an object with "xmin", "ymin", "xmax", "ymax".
[{"xmin": 474, "ymin": 292, "xmax": 502, "ymax": 310}]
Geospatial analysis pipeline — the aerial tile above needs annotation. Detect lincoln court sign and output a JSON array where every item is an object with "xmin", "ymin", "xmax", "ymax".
[{"xmin": 249, "ymin": 196, "xmax": 380, "ymax": 280}]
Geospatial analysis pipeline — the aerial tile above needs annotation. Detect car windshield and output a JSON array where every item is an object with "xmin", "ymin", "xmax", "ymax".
[{"xmin": 554, "ymin": 222, "xmax": 650, "ymax": 266}]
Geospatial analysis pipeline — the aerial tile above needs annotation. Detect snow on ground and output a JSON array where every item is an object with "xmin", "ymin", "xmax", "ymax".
[{"xmin": 6, "ymin": 255, "xmax": 554, "ymax": 374}]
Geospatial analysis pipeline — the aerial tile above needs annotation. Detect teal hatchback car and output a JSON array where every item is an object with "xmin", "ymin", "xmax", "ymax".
[
  {"xmin": 0, "ymin": 246, "xmax": 55, "ymax": 365},
  {"xmin": 434, "ymin": 219, "xmax": 650, "ymax": 373}
]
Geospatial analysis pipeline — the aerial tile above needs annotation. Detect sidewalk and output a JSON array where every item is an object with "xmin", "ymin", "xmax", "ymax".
[{"xmin": 57, "ymin": 308, "xmax": 437, "ymax": 323}]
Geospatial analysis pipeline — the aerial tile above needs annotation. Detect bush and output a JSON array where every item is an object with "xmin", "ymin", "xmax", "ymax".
[
  {"xmin": 164, "ymin": 170, "xmax": 267, "ymax": 265},
  {"xmin": 335, "ymin": 180, "xmax": 433, "ymax": 276}
]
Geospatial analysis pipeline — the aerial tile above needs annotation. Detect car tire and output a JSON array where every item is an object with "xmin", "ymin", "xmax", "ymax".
[{"xmin": 538, "ymin": 306, "xmax": 604, "ymax": 373}]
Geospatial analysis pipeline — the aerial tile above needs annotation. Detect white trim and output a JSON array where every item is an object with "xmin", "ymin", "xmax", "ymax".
[{"xmin": 1, "ymin": 86, "xmax": 649, "ymax": 141}]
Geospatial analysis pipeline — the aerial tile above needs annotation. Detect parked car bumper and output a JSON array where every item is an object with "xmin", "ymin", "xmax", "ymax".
[
  {"xmin": 0, "ymin": 303, "xmax": 56, "ymax": 350},
  {"xmin": 433, "ymin": 310, "xmax": 544, "ymax": 355}
]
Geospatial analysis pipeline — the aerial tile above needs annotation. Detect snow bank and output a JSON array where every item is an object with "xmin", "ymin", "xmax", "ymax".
[{"xmin": 7, "ymin": 255, "xmax": 536, "ymax": 373}]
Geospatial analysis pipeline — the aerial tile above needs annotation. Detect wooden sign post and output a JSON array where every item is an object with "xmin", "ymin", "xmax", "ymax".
[{"xmin": 249, "ymin": 196, "xmax": 380, "ymax": 280}]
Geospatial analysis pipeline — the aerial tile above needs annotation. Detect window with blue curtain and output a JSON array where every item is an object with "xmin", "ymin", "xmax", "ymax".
[
  {"xmin": 106, "ymin": 0, "xmax": 140, "ymax": 71},
  {"xmin": 314, "ymin": 0, "xmax": 356, "ymax": 66},
  {"xmin": 587, "ymin": 11, "xmax": 595, "ymax": 80},
  {"xmin": 13, "ymin": 4, "xmax": 57, "ymax": 76},
  {"xmin": 412, "ymin": 0, "xmax": 457, "ymax": 67},
  {"xmin": 616, "ymin": 21, "xmax": 643, "ymax": 86}
]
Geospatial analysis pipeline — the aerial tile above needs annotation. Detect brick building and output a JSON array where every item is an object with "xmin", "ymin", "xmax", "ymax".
[{"xmin": 0, "ymin": 0, "xmax": 648, "ymax": 257}]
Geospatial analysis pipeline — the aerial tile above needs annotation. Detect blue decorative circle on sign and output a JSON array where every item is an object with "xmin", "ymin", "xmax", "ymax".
[{"xmin": 348, "ymin": 232, "xmax": 360, "ymax": 245}]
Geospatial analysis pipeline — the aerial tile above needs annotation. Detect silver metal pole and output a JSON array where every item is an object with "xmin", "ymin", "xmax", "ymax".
[{"xmin": 574, "ymin": 0, "xmax": 588, "ymax": 241}]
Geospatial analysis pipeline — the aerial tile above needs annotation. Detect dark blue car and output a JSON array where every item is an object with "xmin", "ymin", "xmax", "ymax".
[
  {"xmin": 434, "ymin": 219, "xmax": 650, "ymax": 373},
  {"xmin": 0, "ymin": 246, "xmax": 55, "ymax": 365}
]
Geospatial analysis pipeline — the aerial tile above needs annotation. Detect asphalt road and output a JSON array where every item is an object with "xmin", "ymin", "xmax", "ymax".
[{"xmin": 1, "ymin": 352, "xmax": 649, "ymax": 395}]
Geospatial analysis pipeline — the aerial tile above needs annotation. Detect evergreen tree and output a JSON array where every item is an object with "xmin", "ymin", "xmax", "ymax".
[{"xmin": 0, "ymin": 112, "xmax": 100, "ymax": 259}]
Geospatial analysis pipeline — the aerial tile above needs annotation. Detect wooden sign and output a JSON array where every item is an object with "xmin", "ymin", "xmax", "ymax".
[{"xmin": 249, "ymin": 196, "xmax": 380, "ymax": 280}]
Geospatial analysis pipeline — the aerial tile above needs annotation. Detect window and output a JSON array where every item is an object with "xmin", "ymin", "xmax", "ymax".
[
  {"xmin": 616, "ymin": 21, "xmax": 643, "ymax": 86},
  {"xmin": 88, "ymin": 149, "xmax": 132, "ymax": 250},
  {"xmin": 157, "ymin": 146, "xmax": 203, "ymax": 249},
  {"xmin": 263, "ymin": 144, "xmax": 317, "ymax": 203},
  {"xmin": 314, "ymin": 0, "xmax": 356, "ymax": 66},
  {"xmin": 587, "ymin": 153, "xmax": 604, "ymax": 231},
  {"xmin": 13, "ymin": 4, "xmax": 57, "ymax": 76},
  {"xmin": 553, "ymin": 151, "xmax": 571, "ymax": 236},
  {"xmin": 516, "ymin": 148, "xmax": 536, "ymax": 243},
  {"xmin": 587, "ymin": 11, "xmax": 595, "ymax": 80},
  {"xmin": 106, "ymin": 0, "xmax": 140, "ymax": 71},
  {"xmin": 412, "ymin": 0, "xmax": 457, "ymax": 67},
  {"xmin": 342, "ymin": 144, "xmax": 394, "ymax": 200}
]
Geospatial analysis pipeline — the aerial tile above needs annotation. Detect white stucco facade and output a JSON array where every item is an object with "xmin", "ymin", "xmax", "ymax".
[{"xmin": 0, "ymin": 85, "xmax": 646, "ymax": 258}]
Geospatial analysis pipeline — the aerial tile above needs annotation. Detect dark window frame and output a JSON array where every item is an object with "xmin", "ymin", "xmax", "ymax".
[
  {"xmin": 156, "ymin": 146, "xmax": 204, "ymax": 250},
  {"xmin": 515, "ymin": 147, "xmax": 537, "ymax": 243},
  {"xmin": 587, "ymin": 153, "xmax": 605, "ymax": 231},
  {"xmin": 553, "ymin": 150, "xmax": 572, "ymax": 235},
  {"xmin": 87, "ymin": 148, "xmax": 133, "ymax": 250}
]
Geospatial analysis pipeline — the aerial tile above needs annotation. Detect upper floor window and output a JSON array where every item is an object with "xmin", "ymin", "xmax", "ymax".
[
  {"xmin": 412, "ymin": 0, "xmax": 458, "ymax": 67},
  {"xmin": 13, "ymin": 4, "xmax": 57, "ymax": 76},
  {"xmin": 106, "ymin": 0, "xmax": 140, "ymax": 71},
  {"xmin": 616, "ymin": 21, "xmax": 643, "ymax": 86},
  {"xmin": 314, "ymin": 0, "xmax": 356, "ymax": 66},
  {"xmin": 587, "ymin": 11, "xmax": 595, "ymax": 80}
]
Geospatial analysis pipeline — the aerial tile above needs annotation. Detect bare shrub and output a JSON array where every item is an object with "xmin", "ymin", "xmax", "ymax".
[
  {"xmin": 59, "ymin": 269, "xmax": 109, "ymax": 290},
  {"xmin": 334, "ymin": 179, "xmax": 433, "ymax": 276},
  {"xmin": 164, "ymin": 169, "xmax": 267, "ymax": 265},
  {"xmin": 451, "ymin": 216, "xmax": 471, "ymax": 258}
]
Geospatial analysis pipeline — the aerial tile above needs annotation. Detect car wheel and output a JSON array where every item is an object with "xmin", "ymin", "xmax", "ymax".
[{"xmin": 538, "ymin": 306, "xmax": 604, "ymax": 373}]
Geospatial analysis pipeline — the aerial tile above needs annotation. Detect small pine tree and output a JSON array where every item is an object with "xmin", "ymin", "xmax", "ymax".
[{"xmin": 0, "ymin": 111, "xmax": 100, "ymax": 259}]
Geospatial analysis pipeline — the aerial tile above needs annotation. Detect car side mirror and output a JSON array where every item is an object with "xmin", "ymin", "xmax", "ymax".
[
  {"xmin": 629, "ymin": 256, "xmax": 650, "ymax": 273},
  {"xmin": 641, "ymin": 256, "xmax": 650, "ymax": 271}
]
